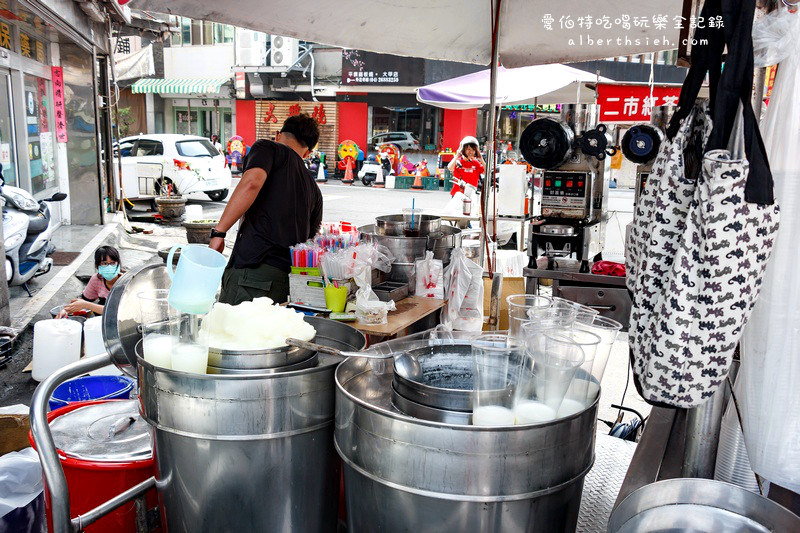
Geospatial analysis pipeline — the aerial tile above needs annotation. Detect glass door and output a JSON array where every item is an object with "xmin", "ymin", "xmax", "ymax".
[{"xmin": 0, "ymin": 70, "xmax": 17, "ymax": 187}]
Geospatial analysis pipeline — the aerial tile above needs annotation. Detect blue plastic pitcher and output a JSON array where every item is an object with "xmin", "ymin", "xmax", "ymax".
[{"xmin": 166, "ymin": 244, "xmax": 227, "ymax": 314}]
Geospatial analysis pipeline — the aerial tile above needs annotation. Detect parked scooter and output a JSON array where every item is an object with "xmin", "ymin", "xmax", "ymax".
[{"xmin": 1, "ymin": 183, "xmax": 67, "ymax": 296}]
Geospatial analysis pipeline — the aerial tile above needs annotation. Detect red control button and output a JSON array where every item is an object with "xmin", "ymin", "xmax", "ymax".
[
  {"xmin": 566, "ymin": 181, "xmax": 573, "ymax": 188},
  {"xmin": 578, "ymin": 181, "xmax": 584, "ymax": 187},
  {"xmin": 545, "ymin": 180, "xmax": 551, "ymax": 187}
]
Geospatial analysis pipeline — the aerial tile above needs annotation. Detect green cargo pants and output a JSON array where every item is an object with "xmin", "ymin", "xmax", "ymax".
[{"xmin": 218, "ymin": 264, "xmax": 290, "ymax": 306}]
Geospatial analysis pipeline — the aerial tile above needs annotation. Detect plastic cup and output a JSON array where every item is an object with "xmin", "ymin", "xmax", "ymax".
[
  {"xmin": 548, "ymin": 297, "xmax": 599, "ymax": 322},
  {"xmin": 471, "ymin": 333, "xmax": 523, "ymax": 426},
  {"xmin": 138, "ymin": 289, "xmax": 175, "ymax": 370},
  {"xmin": 559, "ymin": 329, "xmax": 601, "ymax": 408},
  {"xmin": 170, "ymin": 312, "xmax": 209, "ymax": 374},
  {"xmin": 575, "ymin": 315, "xmax": 622, "ymax": 385},
  {"xmin": 506, "ymin": 294, "xmax": 551, "ymax": 338},
  {"xmin": 402, "ymin": 208, "xmax": 423, "ymax": 237},
  {"xmin": 324, "ymin": 285, "xmax": 348, "ymax": 312},
  {"xmin": 515, "ymin": 333, "xmax": 584, "ymax": 423}
]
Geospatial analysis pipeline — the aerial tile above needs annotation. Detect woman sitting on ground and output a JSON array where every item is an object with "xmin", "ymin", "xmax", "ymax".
[{"xmin": 58, "ymin": 246, "xmax": 123, "ymax": 317}]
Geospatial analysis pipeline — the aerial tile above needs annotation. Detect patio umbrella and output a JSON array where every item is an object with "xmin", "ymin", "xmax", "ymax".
[{"xmin": 416, "ymin": 64, "xmax": 613, "ymax": 109}]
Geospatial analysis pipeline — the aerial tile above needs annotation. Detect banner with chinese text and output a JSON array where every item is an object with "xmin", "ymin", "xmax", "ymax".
[
  {"xmin": 596, "ymin": 84, "xmax": 681, "ymax": 123},
  {"xmin": 255, "ymin": 101, "xmax": 337, "ymax": 158},
  {"xmin": 51, "ymin": 66, "xmax": 68, "ymax": 143}
]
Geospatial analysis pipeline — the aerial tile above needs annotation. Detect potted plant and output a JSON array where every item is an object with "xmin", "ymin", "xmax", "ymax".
[
  {"xmin": 182, "ymin": 219, "xmax": 219, "ymax": 244},
  {"xmin": 153, "ymin": 158, "xmax": 208, "ymax": 219}
]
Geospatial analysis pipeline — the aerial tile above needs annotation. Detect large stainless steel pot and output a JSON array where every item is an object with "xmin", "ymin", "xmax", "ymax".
[
  {"xmin": 375, "ymin": 214, "xmax": 442, "ymax": 236},
  {"xmin": 336, "ymin": 356, "xmax": 597, "ymax": 532},
  {"xmin": 100, "ymin": 263, "xmax": 367, "ymax": 532},
  {"xmin": 360, "ymin": 224, "xmax": 462, "ymax": 294},
  {"xmin": 608, "ymin": 479, "xmax": 800, "ymax": 532}
]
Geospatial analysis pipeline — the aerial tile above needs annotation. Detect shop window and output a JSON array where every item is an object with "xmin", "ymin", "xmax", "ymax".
[
  {"xmin": 223, "ymin": 25, "xmax": 234, "ymax": 43},
  {"xmin": 191, "ymin": 20, "xmax": 202, "ymax": 45},
  {"xmin": 181, "ymin": 18, "xmax": 191, "ymax": 45},
  {"xmin": 213, "ymin": 23, "xmax": 234, "ymax": 44},
  {"xmin": 135, "ymin": 139, "xmax": 164, "ymax": 156},
  {"xmin": 203, "ymin": 21, "xmax": 213, "ymax": 45},
  {"xmin": 170, "ymin": 16, "xmax": 182, "ymax": 46}
]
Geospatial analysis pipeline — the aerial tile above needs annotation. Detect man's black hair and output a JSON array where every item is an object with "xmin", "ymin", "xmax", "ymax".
[
  {"xmin": 94, "ymin": 245, "xmax": 121, "ymax": 269},
  {"xmin": 280, "ymin": 113, "xmax": 320, "ymax": 150}
]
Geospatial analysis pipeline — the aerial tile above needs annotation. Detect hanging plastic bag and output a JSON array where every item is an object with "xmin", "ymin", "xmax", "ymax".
[
  {"xmin": 415, "ymin": 252, "xmax": 444, "ymax": 299},
  {"xmin": 353, "ymin": 259, "xmax": 395, "ymax": 326},
  {"xmin": 0, "ymin": 448, "xmax": 44, "ymax": 520},
  {"xmin": 442, "ymin": 248, "xmax": 483, "ymax": 331},
  {"xmin": 739, "ymin": 6, "xmax": 800, "ymax": 494}
]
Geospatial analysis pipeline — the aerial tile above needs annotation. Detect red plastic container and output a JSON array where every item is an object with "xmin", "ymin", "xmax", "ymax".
[{"xmin": 30, "ymin": 400, "xmax": 160, "ymax": 533}]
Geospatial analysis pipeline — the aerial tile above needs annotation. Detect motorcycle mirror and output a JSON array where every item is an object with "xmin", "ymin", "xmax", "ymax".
[{"xmin": 48, "ymin": 193, "xmax": 67, "ymax": 202}]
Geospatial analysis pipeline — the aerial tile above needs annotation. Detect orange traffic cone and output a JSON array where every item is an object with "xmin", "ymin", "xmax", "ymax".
[
  {"xmin": 316, "ymin": 162, "xmax": 327, "ymax": 183},
  {"xmin": 343, "ymin": 159, "xmax": 354, "ymax": 185},
  {"xmin": 374, "ymin": 164, "xmax": 385, "ymax": 188},
  {"xmin": 411, "ymin": 169, "xmax": 423, "ymax": 190}
]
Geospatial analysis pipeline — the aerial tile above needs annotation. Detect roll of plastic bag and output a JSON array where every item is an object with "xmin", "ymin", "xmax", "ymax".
[
  {"xmin": 0, "ymin": 448, "xmax": 44, "ymax": 519},
  {"xmin": 739, "ymin": 6, "xmax": 800, "ymax": 493}
]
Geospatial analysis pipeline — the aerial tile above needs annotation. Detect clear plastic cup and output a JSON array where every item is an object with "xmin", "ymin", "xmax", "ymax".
[
  {"xmin": 574, "ymin": 315, "xmax": 622, "ymax": 386},
  {"xmin": 559, "ymin": 328, "xmax": 601, "ymax": 408},
  {"xmin": 549, "ymin": 297, "xmax": 599, "ymax": 322},
  {"xmin": 507, "ymin": 294, "xmax": 551, "ymax": 338},
  {"xmin": 471, "ymin": 333, "xmax": 523, "ymax": 426},
  {"xmin": 171, "ymin": 312, "xmax": 209, "ymax": 374},
  {"xmin": 138, "ymin": 289, "xmax": 175, "ymax": 370},
  {"xmin": 402, "ymin": 208, "xmax": 423, "ymax": 237},
  {"xmin": 515, "ymin": 333, "xmax": 584, "ymax": 423}
]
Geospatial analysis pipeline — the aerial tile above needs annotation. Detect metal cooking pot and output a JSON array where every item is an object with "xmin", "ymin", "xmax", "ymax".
[{"xmin": 375, "ymin": 214, "xmax": 442, "ymax": 236}]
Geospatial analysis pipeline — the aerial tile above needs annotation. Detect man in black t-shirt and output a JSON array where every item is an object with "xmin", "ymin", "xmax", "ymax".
[{"xmin": 210, "ymin": 114, "xmax": 323, "ymax": 305}]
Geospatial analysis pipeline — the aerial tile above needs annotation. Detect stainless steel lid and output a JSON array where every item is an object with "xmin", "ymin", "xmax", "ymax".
[
  {"xmin": 539, "ymin": 224, "xmax": 577, "ymax": 236},
  {"xmin": 103, "ymin": 263, "xmax": 171, "ymax": 377},
  {"xmin": 50, "ymin": 400, "xmax": 152, "ymax": 462}
]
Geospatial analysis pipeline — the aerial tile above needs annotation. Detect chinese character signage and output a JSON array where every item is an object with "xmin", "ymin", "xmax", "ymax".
[
  {"xmin": 254, "ymin": 101, "xmax": 337, "ymax": 161},
  {"xmin": 51, "ymin": 66, "xmax": 67, "ymax": 143},
  {"xmin": 596, "ymin": 84, "xmax": 681, "ymax": 123},
  {"xmin": 342, "ymin": 50, "xmax": 424, "ymax": 86}
]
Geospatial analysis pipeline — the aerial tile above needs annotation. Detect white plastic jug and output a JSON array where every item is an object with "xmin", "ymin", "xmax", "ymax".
[
  {"xmin": 83, "ymin": 316, "xmax": 105, "ymax": 357},
  {"xmin": 32, "ymin": 319, "xmax": 83, "ymax": 382}
]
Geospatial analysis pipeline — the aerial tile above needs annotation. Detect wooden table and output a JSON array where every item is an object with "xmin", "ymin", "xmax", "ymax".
[{"xmin": 354, "ymin": 296, "xmax": 446, "ymax": 340}]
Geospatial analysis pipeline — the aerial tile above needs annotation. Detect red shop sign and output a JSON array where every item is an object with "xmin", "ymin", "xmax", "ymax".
[
  {"xmin": 51, "ymin": 66, "xmax": 68, "ymax": 143},
  {"xmin": 597, "ymin": 84, "xmax": 681, "ymax": 123}
]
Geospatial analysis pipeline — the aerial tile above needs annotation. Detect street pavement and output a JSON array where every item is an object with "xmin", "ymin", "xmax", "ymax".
[{"xmin": 0, "ymin": 178, "xmax": 648, "ymax": 427}]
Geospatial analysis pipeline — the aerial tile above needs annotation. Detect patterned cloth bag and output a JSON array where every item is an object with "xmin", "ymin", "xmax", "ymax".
[{"xmin": 627, "ymin": 0, "xmax": 780, "ymax": 408}]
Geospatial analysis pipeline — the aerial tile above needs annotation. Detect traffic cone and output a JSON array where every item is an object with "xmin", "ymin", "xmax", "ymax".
[
  {"xmin": 343, "ymin": 159, "xmax": 354, "ymax": 185},
  {"xmin": 411, "ymin": 168, "xmax": 423, "ymax": 190},
  {"xmin": 315, "ymin": 163, "xmax": 327, "ymax": 183},
  {"xmin": 374, "ymin": 164, "xmax": 385, "ymax": 188}
]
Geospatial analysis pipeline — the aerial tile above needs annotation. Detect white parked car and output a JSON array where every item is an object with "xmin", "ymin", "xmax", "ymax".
[
  {"xmin": 370, "ymin": 131, "xmax": 421, "ymax": 151},
  {"xmin": 116, "ymin": 134, "xmax": 232, "ymax": 201}
]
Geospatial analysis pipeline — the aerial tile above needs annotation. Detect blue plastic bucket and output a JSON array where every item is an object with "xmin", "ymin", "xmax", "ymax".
[{"xmin": 49, "ymin": 375, "xmax": 136, "ymax": 411}]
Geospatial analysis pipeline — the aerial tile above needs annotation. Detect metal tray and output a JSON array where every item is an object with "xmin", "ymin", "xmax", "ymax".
[{"xmin": 373, "ymin": 281, "xmax": 409, "ymax": 303}]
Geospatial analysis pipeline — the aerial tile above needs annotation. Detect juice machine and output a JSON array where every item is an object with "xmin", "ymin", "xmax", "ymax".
[{"xmin": 521, "ymin": 104, "xmax": 612, "ymax": 272}]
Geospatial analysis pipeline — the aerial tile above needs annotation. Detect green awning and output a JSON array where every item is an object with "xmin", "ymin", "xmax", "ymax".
[{"xmin": 131, "ymin": 77, "xmax": 230, "ymax": 94}]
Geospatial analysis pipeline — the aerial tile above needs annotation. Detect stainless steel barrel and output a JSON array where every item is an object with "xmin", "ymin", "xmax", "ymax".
[
  {"xmin": 335, "ymin": 357, "xmax": 597, "ymax": 532},
  {"xmin": 360, "ymin": 224, "xmax": 462, "ymax": 293},
  {"xmin": 375, "ymin": 214, "xmax": 442, "ymax": 236}
]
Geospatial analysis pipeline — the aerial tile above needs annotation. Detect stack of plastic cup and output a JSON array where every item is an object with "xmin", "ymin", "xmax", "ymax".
[
  {"xmin": 514, "ymin": 333, "xmax": 584, "ymax": 424},
  {"xmin": 471, "ymin": 333, "xmax": 524, "ymax": 426},
  {"xmin": 574, "ymin": 315, "xmax": 622, "ymax": 388},
  {"xmin": 547, "ymin": 297, "xmax": 599, "ymax": 323},
  {"xmin": 507, "ymin": 294, "xmax": 552, "ymax": 338}
]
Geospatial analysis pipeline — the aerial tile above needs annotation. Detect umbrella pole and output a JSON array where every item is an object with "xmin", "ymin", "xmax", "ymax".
[{"xmin": 479, "ymin": 0, "xmax": 501, "ymax": 275}]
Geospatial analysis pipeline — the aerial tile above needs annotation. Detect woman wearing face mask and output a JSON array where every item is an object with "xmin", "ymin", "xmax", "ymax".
[{"xmin": 58, "ymin": 246, "xmax": 122, "ymax": 317}]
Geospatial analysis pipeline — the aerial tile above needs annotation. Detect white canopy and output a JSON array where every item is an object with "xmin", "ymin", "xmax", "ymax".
[
  {"xmin": 416, "ymin": 65, "xmax": 613, "ymax": 109},
  {"xmin": 136, "ymin": 0, "xmax": 683, "ymax": 67}
]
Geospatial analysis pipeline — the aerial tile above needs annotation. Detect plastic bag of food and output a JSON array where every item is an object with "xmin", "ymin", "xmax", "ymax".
[
  {"xmin": 0, "ymin": 448, "xmax": 43, "ymax": 520},
  {"xmin": 415, "ymin": 251, "xmax": 444, "ymax": 299},
  {"xmin": 442, "ymin": 248, "xmax": 484, "ymax": 331},
  {"xmin": 353, "ymin": 257, "xmax": 396, "ymax": 326}
]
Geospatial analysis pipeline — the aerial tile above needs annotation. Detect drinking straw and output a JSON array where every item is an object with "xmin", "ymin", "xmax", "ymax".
[{"xmin": 411, "ymin": 198, "xmax": 416, "ymax": 230}]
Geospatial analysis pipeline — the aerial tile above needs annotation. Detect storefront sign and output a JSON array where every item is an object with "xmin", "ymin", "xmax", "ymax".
[
  {"xmin": 503, "ymin": 104, "xmax": 562, "ymax": 113},
  {"xmin": 255, "ymin": 100, "xmax": 337, "ymax": 159},
  {"xmin": 51, "ymin": 66, "xmax": 67, "ymax": 143},
  {"xmin": 596, "ymin": 84, "xmax": 681, "ymax": 123},
  {"xmin": 341, "ymin": 50, "xmax": 424, "ymax": 86}
]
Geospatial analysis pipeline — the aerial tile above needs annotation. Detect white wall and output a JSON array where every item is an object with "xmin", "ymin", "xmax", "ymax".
[{"xmin": 164, "ymin": 45, "xmax": 235, "ymax": 79}]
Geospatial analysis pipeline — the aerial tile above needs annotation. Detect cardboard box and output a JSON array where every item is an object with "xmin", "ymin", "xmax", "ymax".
[
  {"xmin": 0, "ymin": 413, "xmax": 31, "ymax": 455},
  {"xmin": 482, "ymin": 276, "xmax": 526, "ymax": 331}
]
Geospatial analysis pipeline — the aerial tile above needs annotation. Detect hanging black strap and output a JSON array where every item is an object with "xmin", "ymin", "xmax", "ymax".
[
  {"xmin": 666, "ymin": 0, "xmax": 725, "ymax": 140},
  {"xmin": 707, "ymin": 0, "xmax": 775, "ymax": 205}
]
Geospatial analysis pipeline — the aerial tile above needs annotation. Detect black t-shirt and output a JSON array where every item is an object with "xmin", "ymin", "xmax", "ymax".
[{"xmin": 230, "ymin": 140, "xmax": 323, "ymax": 271}]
